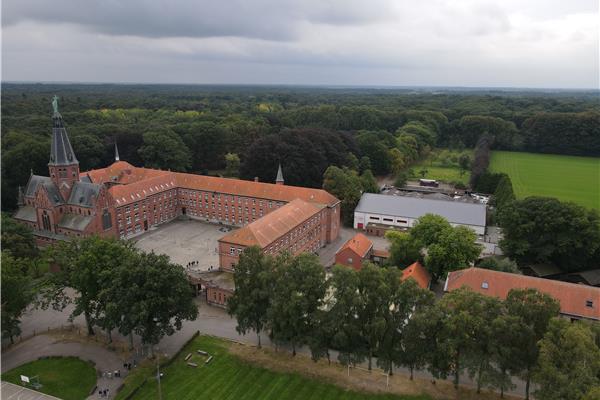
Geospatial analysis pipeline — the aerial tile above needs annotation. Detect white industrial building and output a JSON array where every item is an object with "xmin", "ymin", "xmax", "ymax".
[{"xmin": 353, "ymin": 193, "xmax": 487, "ymax": 236}]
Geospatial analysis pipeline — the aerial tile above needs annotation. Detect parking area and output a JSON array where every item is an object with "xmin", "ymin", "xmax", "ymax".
[{"xmin": 134, "ymin": 218, "xmax": 235, "ymax": 271}]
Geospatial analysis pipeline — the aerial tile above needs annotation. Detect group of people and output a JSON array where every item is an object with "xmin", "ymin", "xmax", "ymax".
[
  {"xmin": 97, "ymin": 388, "xmax": 110, "ymax": 398},
  {"xmin": 187, "ymin": 260, "xmax": 199, "ymax": 268}
]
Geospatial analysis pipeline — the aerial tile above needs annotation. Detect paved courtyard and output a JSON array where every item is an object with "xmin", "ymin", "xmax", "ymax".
[{"xmin": 134, "ymin": 218, "xmax": 235, "ymax": 271}]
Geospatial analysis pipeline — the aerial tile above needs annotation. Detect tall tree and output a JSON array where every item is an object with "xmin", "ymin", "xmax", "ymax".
[
  {"xmin": 355, "ymin": 263, "xmax": 390, "ymax": 370},
  {"xmin": 425, "ymin": 225, "xmax": 482, "ymax": 282},
  {"xmin": 224, "ymin": 152, "xmax": 241, "ymax": 178},
  {"xmin": 118, "ymin": 251, "xmax": 198, "ymax": 354},
  {"xmin": 438, "ymin": 287, "xmax": 498, "ymax": 389},
  {"xmin": 384, "ymin": 230, "xmax": 422, "ymax": 267},
  {"xmin": 498, "ymin": 197, "xmax": 600, "ymax": 272},
  {"xmin": 227, "ymin": 246, "xmax": 274, "ymax": 348},
  {"xmin": 505, "ymin": 288, "xmax": 560, "ymax": 399},
  {"xmin": 1, "ymin": 252, "xmax": 34, "ymax": 343},
  {"xmin": 493, "ymin": 175, "xmax": 515, "ymax": 210},
  {"xmin": 360, "ymin": 169, "xmax": 379, "ymax": 193},
  {"xmin": 45, "ymin": 236, "xmax": 131, "ymax": 335},
  {"xmin": 322, "ymin": 166, "xmax": 362, "ymax": 226},
  {"xmin": 268, "ymin": 253, "xmax": 326, "ymax": 355},
  {"xmin": 1, "ymin": 213, "xmax": 38, "ymax": 260},
  {"xmin": 534, "ymin": 319, "xmax": 600, "ymax": 400},
  {"xmin": 138, "ymin": 128, "xmax": 191, "ymax": 171}
]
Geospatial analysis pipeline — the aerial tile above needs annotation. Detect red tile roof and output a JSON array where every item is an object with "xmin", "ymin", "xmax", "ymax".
[
  {"xmin": 401, "ymin": 261, "xmax": 431, "ymax": 289},
  {"xmin": 338, "ymin": 233, "xmax": 373, "ymax": 259},
  {"xmin": 173, "ymin": 172, "xmax": 338, "ymax": 207},
  {"xmin": 81, "ymin": 162, "xmax": 340, "ymax": 209},
  {"xmin": 445, "ymin": 267, "xmax": 600, "ymax": 321},
  {"xmin": 218, "ymin": 199, "xmax": 324, "ymax": 247}
]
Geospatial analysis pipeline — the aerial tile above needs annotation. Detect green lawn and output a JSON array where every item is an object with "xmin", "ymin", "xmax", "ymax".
[
  {"xmin": 2, "ymin": 356, "xmax": 97, "ymax": 400},
  {"xmin": 490, "ymin": 151, "xmax": 600, "ymax": 210},
  {"xmin": 119, "ymin": 336, "xmax": 429, "ymax": 400},
  {"xmin": 409, "ymin": 165, "xmax": 469, "ymax": 185}
]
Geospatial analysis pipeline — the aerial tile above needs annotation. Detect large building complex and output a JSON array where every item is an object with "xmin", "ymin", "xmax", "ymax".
[
  {"xmin": 13, "ymin": 104, "xmax": 341, "ymax": 249},
  {"xmin": 353, "ymin": 193, "xmax": 486, "ymax": 236}
]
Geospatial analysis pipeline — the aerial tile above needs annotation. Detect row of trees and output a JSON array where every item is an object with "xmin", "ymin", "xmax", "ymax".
[{"xmin": 228, "ymin": 246, "xmax": 599, "ymax": 400}]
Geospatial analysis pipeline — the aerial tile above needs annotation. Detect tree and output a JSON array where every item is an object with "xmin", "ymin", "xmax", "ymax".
[
  {"xmin": 359, "ymin": 156, "xmax": 372, "ymax": 173},
  {"xmin": 394, "ymin": 171, "xmax": 409, "ymax": 188},
  {"xmin": 458, "ymin": 153, "xmax": 471, "ymax": 176},
  {"xmin": 505, "ymin": 288, "xmax": 560, "ymax": 399},
  {"xmin": 116, "ymin": 251, "xmax": 198, "ymax": 354},
  {"xmin": 438, "ymin": 288, "xmax": 500, "ymax": 389},
  {"xmin": 69, "ymin": 134, "xmax": 105, "ymax": 171},
  {"xmin": 1, "ymin": 252, "xmax": 34, "ymax": 343},
  {"xmin": 424, "ymin": 226, "xmax": 482, "ymax": 282},
  {"xmin": 138, "ymin": 128, "xmax": 191, "ymax": 171},
  {"xmin": 306, "ymin": 308, "xmax": 336, "ymax": 364},
  {"xmin": 390, "ymin": 280, "xmax": 435, "ymax": 379},
  {"xmin": 355, "ymin": 263, "xmax": 390, "ymax": 370},
  {"xmin": 45, "ymin": 236, "xmax": 132, "ymax": 335},
  {"xmin": 534, "ymin": 319, "xmax": 600, "ymax": 400},
  {"xmin": 410, "ymin": 214, "xmax": 452, "ymax": 246},
  {"xmin": 498, "ymin": 197, "xmax": 600, "ymax": 272},
  {"xmin": 1, "ymin": 213, "xmax": 38, "ymax": 259},
  {"xmin": 224, "ymin": 152, "xmax": 241, "ymax": 178},
  {"xmin": 227, "ymin": 246, "xmax": 274, "ymax": 347},
  {"xmin": 388, "ymin": 148, "xmax": 405, "ymax": 176},
  {"xmin": 322, "ymin": 166, "xmax": 363, "ymax": 226},
  {"xmin": 477, "ymin": 257, "xmax": 520, "ymax": 274},
  {"xmin": 385, "ymin": 230, "xmax": 421, "ymax": 267},
  {"xmin": 490, "ymin": 314, "xmax": 531, "ymax": 398},
  {"xmin": 328, "ymin": 265, "xmax": 362, "ymax": 370},
  {"xmin": 493, "ymin": 175, "xmax": 515, "ymax": 210},
  {"xmin": 360, "ymin": 169, "xmax": 379, "ymax": 193},
  {"xmin": 268, "ymin": 253, "xmax": 326, "ymax": 356}
]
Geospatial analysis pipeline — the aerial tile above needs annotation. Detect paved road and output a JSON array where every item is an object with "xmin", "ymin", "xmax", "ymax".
[
  {"xmin": 1, "ymin": 381, "xmax": 62, "ymax": 400},
  {"xmin": 2, "ymin": 335, "xmax": 126, "ymax": 400}
]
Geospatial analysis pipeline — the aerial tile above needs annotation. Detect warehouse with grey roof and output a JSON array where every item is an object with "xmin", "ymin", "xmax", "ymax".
[{"xmin": 353, "ymin": 193, "xmax": 487, "ymax": 236}]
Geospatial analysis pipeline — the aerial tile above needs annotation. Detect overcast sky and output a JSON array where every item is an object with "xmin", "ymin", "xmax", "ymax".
[{"xmin": 2, "ymin": 0, "xmax": 598, "ymax": 88}]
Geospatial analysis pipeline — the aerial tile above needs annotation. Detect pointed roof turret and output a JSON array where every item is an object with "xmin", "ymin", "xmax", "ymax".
[
  {"xmin": 275, "ymin": 163, "xmax": 284, "ymax": 185},
  {"xmin": 114, "ymin": 141, "xmax": 120, "ymax": 161},
  {"xmin": 49, "ymin": 96, "xmax": 78, "ymax": 166}
]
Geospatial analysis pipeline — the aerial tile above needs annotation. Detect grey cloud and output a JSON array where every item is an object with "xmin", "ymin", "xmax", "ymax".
[{"xmin": 2, "ymin": 0, "xmax": 394, "ymax": 40}]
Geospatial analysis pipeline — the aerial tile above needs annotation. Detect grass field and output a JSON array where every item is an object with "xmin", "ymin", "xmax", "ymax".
[
  {"xmin": 118, "ymin": 336, "xmax": 429, "ymax": 400},
  {"xmin": 490, "ymin": 151, "xmax": 600, "ymax": 210},
  {"xmin": 408, "ymin": 149, "xmax": 471, "ymax": 185},
  {"xmin": 2, "ymin": 356, "xmax": 97, "ymax": 400}
]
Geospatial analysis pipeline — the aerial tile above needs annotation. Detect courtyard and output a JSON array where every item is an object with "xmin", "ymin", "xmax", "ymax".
[{"xmin": 133, "ymin": 218, "xmax": 234, "ymax": 271}]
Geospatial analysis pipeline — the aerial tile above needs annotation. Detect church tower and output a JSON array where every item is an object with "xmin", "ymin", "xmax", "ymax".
[{"xmin": 48, "ymin": 96, "xmax": 80, "ymax": 200}]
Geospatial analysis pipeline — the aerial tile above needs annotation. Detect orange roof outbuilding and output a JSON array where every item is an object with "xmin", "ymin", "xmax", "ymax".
[
  {"xmin": 444, "ymin": 267, "xmax": 600, "ymax": 321},
  {"xmin": 401, "ymin": 261, "xmax": 431, "ymax": 289},
  {"xmin": 338, "ymin": 233, "xmax": 373, "ymax": 259}
]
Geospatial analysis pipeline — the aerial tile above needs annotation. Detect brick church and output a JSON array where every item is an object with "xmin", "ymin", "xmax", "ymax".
[{"xmin": 14, "ymin": 100, "xmax": 341, "ymax": 258}]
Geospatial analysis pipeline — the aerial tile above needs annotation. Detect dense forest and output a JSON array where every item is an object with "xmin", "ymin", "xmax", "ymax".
[{"xmin": 2, "ymin": 83, "xmax": 599, "ymax": 210}]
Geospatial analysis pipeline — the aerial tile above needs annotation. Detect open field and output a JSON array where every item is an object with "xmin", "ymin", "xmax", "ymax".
[
  {"xmin": 1, "ymin": 356, "xmax": 96, "ymax": 400},
  {"xmin": 490, "ymin": 151, "xmax": 600, "ymax": 210},
  {"xmin": 118, "ymin": 336, "xmax": 430, "ymax": 400},
  {"xmin": 409, "ymin": 149, "xmax": 471, "ymax": 185}
]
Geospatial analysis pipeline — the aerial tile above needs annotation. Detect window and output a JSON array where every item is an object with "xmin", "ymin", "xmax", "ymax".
[
  {"xmin": 586, "ymin": 300, "xmax": 594, "ymax": 308},
  {"xmin": 229, "ymin": 247, "xmax": 235, "ymax": 255},
  {"xmin": 369, "ymin": 216, "xmax": 380, "ymax": 221},
  {"xmin": 348, "ymin": 257, "xmax": 353, "ymax": 263},
  {"xmin": 481, "ymin": 281, "xmax": 489, "ymax": 289}
]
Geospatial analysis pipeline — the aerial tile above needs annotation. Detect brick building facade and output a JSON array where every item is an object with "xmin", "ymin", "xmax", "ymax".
[{"xmin": 13, "ymin": 103, "xmax": 341, "ymax": 250}]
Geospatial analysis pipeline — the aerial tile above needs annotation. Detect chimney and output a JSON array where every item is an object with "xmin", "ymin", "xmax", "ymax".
[{"xmin": 254, "ymin": 177, "xmax": 259, "ymax": 182}]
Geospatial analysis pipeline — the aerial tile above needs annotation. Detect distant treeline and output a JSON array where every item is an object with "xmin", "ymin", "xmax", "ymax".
[{"xmin": 2, "ymin": 84, "xmax": 599, "ymax": 210}]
